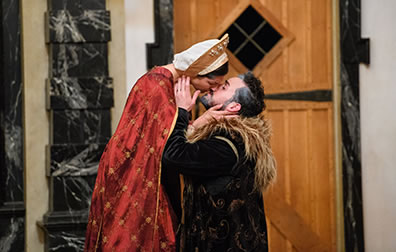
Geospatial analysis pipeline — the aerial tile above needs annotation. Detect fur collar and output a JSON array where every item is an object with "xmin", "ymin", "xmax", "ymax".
[{"xmin": 186, "ymin": 115, "xmax": 276, "ymax": 191}]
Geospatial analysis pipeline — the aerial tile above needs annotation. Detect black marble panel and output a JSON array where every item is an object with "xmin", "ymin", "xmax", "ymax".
[
  {"xmin": 48, "ymin": 0, "xmax": 81, "ymax": 14},
  {"xmin": 46, "ymin": 10, "xmax": 111, "ymax": 43},
  {"xmin": 1, "ymin": 0, "xmax": 25, "ymax": 250},
  {"xmin": 47, "ymin": 77, "xmax": 113, "ymax": 110},
  {"xmin": 51, "ymin": 110, "xmax": 111, "ymax": 144},
  {"xmin": 0, "ymin": 216, "xmax": 24, "ymax": 252},
  {"xmin": 50, "ymin": 43, "xmax": 108, "ymax": 78},
  {"xmin": 340, "ymin": 0, "xmax": 366, "ymax": 251},
  {"xmin": 1, "ymin": 0, "xmax": 24, "ymax": 204},
  {"xmin": 1, "ymin": 116, "xmax": 24, "ymax": 203},
  {"xmin": 50, "ymin": 176, "xmax": 97, "ymax": 212},
  {"xmin": 340, "ymin": 62, "xmax": 364, "ymax": 252},
  {"xmin": 40, "ymin": 211, "xmax": 88, "ymax": 252},
  {"xmin": 46, "ymin": 230, "xmax": 86, "ymax": 252},
  {"xmin": 42, "ymin": 210, "xmax": 88, "ymax": 226},
  {"xmin": 146, "ymin": 0, "xmax": 174, "ymax": 69},
  {"xmin": 47, "ymin": 143, "xmax": 106, "ymax": 176},
  {"xmin": 81, "ymin": 0, "xmax": 106, "ymax": 10},
  {"xmin": 42, "ymin": 1, "xmax": 111, "ymax": 251}
]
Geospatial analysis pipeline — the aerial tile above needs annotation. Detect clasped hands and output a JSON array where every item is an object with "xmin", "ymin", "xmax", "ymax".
[{"xmin": 174, "ymin": 76, "xmax": 238, "ymax": 129}]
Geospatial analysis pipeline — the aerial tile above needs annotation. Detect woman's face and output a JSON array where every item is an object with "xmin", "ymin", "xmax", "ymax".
[{"xmin": 190, "ymin": 75, "xmax": 225, "ymax": 92}]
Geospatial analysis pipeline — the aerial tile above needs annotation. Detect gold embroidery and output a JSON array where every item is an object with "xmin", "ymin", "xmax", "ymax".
[
  {"xmin": 147, "ymin": 181, "xmax": 153, "ymax": 188},
  {"xmin": 145, "ymin": 100, "xmax": 149, "ymax": 105},
  {"xmin": 105, "ymin": 202, "xmax": 111, "ymax": 209},
  {"xmin": 99, "ymin": 187, "xmax": 105, "ymax": 193},
  {"xmin": 130, "ymin": 118, "xmax": 136, "ymax": 125},
  {"xmin": 169, "ymin": 98, "xmax": 174, "ymax": 104},
  {"xmin": 134, "ymin": 86, "xmax": 139, "ymax": 92},
  {"xmin": 161, "ymin": 242, "xmax": 167, "ymax": 249},
  {"xmin": 163, "ymin": 128, "xmax": 169, "ymax": 136},
  {"xmin": 153, "ymin": 109, "xmax": 178, "ymax": 242},
  {"xmin": 125, "ymin": 151, "xmax": 131, "ymax": 159},
  {"xmin": 92, "ymin": 220, "xmax": 97, "ymax": 226},
  {"xmin": 149, "ymin": 147, "xmax": 154, "ymax": 154},
  {"xmin": 146, "ymin": 217, "xmax": 152, "ymax": 224},
  {"xmin": 159, "ymin": 80, "xmax": 164, "ymax": 86},
  {"xmin": 119, "ymin": 219, "xmax": 125, "ymax": 226},
  {"xmin": 131, "ymin": 235, "xmax": 137, "ymax": 242},
  {"xmin": 141, "ymin": 133, "xmax": 145, "ymax": 138},
  {"xmin": 137, "ymin": 167, "xmax": 141, "ymax": 173},
  {"xmin": 108, "ymin": 168, "xmax": 114, "ymax": 175},
  {"xmin": 103, "ymin": 236, "xmax": 108, "ymax": 243},
  {"xmin": 214, "ymin": 136, "xmax": 239, "ymax": 161},
  {"xmin": 122, "ymin": 185, "xmax": 128, "ymax": 192},
  {"xmin": 133, "ymin": 201, "xmax": 139, "ymax": 208},
  {"xmin": 153, "ymin": 113, "xmax": 158, "ymax": 120}
]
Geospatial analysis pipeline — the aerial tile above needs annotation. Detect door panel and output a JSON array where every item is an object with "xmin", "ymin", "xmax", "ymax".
[{"xmin": 174, "ymin": 0, "xmax": 336, "ymax": 251}]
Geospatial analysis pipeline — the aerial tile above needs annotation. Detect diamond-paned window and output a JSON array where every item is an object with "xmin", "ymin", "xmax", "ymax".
[{"xmin": 221, "ymin": 5, "xmax": 282, "ymax": 70}]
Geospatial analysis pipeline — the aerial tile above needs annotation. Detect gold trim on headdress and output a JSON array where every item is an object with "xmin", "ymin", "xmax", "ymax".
[
  {"xmin": 183, "ymin": 34, "xmax": 229, "ymax": 77},
  {"xmin": 197, "ymin": 52, "xmax": 228, "ymax": 76}
]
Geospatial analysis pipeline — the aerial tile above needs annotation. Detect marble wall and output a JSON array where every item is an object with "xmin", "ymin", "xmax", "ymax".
[
  {"xmin": 39, "ymin": 0, "xmax": 113, "ymax": 251},
  {"xmin": 18, "ymin": 0, "xmax": 126, "ymax": 250},
  {"xmin": 339, "ymin": 0, "xmax": 368, "ymax": 251},
  {"xmin": 0, "ymin": 0, "xmax": 25, "ymax": 251},
  {"xmin": 0, "ymin": 0, "xmax": 126, "ymax": 250},
  {"xmin": 146, "ymin": 0, "xmax": 174, "ymax": 70}
]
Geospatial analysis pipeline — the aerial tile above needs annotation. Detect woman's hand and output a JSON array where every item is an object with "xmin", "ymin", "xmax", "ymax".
[
  {"xmin": 174, "ymin": 76, "xmax": 200, "ymax": 112},
  {"xmin": 192, "ymin": 104, "xmax": 238, "ymax": 129}
]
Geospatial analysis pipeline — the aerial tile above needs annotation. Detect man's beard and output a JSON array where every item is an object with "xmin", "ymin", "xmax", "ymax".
[
  {"xmin": 200, "ymin": 94, "xmax": 232, "ymax": 110},
  {"xmin": 199, "ymin": 94, "xmax": 212, "ymax": 110}
]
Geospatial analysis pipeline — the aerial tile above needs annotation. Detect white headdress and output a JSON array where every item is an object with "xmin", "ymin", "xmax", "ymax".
[{"xmin": 173, "ymin": 34, "xmax": 229, "ymax": 76}]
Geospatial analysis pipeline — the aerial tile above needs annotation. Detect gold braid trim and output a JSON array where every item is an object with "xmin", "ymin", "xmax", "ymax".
[{"xmin": 152, "ymin": 108, "xmax": 179, "ymax": 250}]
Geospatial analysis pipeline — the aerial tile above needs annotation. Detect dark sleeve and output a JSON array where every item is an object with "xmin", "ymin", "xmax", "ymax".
[{"xmin": 162, "ymin": 108, "xmax": 238, "ymax": 177}]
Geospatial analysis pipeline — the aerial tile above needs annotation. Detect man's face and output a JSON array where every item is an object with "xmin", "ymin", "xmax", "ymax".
[
  {"xmin": 190, "ymin": 75, "xmax": 224, "ymax": 92},
  {"xmin": 200, "ymin": 77, "xmax": 246, "ymax": 109}
]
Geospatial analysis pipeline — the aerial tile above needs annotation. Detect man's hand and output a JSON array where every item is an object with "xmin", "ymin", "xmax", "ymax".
[
  {"xmin": 174, "ymin": 76, "xmax": 200, "ymax": 112},
  {"xmin": 192, "ymin": 104, "xmax": 238, "ymax": 129}
]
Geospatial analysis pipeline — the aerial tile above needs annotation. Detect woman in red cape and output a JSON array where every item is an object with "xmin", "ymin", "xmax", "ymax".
[{"xmin": 84, "ymin": 34, "xmax": 229, "ymax": 252}]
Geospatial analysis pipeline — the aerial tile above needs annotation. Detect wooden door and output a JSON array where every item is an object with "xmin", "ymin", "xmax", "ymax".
[{"xmin": 174, "ymin": 0, "xmax": 336, "ymax": 251}]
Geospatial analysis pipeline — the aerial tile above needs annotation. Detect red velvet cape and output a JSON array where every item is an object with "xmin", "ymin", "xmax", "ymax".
[{"xmin": 85, "ymin": 67, "xmax": 178, "ymax": 251}]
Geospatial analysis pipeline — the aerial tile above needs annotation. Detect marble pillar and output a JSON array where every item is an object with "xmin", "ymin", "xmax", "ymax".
[
  {"xmin": 146, "ymin": 0, "xmax": 174, "ymax": 69},
  {"xmin": 339, "ymin": 0, "xmax": 369, "ymax": 251},
  {"xmin": 39, "ymin": 1, "xmax": 113, "ymax": 251},
  {"xmin": 0, "ymin": 0, "xmax": 25, "ymax": 251}
]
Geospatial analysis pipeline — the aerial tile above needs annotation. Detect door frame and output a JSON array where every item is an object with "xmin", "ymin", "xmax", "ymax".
[{"xmin": 331, "ymin": 1, "xmax": 345, "ymax": 251}]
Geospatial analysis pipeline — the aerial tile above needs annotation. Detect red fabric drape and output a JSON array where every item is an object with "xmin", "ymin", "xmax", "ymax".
[{"xmin": 85, "ymin": 67, "xmax": 177, "ymax": 252}]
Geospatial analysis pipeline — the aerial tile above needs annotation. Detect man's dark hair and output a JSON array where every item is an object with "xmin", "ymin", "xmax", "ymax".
[
  {"xmin": 198, "ymin": 62, "xmax": 229, "ymax": 79},
  {"xmin": 228, "ymin": 71, "xmax": 266, "ymax": 118}
]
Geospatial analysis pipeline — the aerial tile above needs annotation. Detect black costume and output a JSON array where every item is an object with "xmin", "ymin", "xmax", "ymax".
[{"xmin": 162, "ymin": 108, "xmax": 276, "ymax": 252}]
